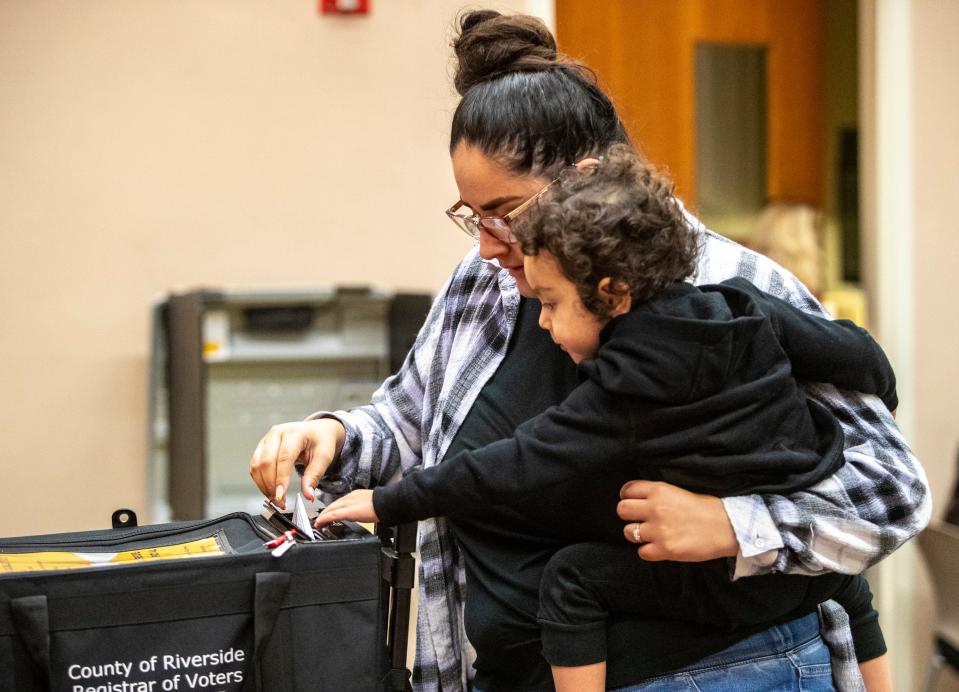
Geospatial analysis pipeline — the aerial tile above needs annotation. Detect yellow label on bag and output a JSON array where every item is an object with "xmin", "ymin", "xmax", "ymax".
[{"xmin": 0, "ymin": 536, "xmax": 225, "ymax": 573}]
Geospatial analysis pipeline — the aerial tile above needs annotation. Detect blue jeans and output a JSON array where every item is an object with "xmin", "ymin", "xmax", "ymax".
[{"xmin": 611, "ymin": 612, "xmax": 833, "ymax": 691}]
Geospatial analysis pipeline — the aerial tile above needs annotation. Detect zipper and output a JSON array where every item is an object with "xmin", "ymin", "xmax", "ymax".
[{"xmin": 0, "ymin": 513, "xmax": 265, "ymax": 551}]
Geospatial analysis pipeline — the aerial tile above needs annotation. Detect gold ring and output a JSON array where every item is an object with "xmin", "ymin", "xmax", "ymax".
[{"xmin": 633, "ymin": 525, "xmax": 643, "ymax": 543}]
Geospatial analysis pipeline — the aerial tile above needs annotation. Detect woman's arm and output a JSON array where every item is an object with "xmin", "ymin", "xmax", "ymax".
[
  {"xmin": 742, "ymin": 388, "xmax": 927, "ymax": 576},
  {"xmin": 654, "ymin": 231, "xmax": 932, "ymax": 576},
  {"xmin": 619, "ymin": 383, "xmax": 927, "ymax": 576},
  {"xmin": 730, "ymin": 260, "xmax": 926, "ymax": 576},
  {"xmin": 250, "ymin": 249, "xmax": 487, "ymax": 503}
]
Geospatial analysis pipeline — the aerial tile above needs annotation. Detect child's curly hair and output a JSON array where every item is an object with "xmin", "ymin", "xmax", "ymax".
[{"xmin": 513, "ymin": 144, "xmax": 700, "ymax": 319}]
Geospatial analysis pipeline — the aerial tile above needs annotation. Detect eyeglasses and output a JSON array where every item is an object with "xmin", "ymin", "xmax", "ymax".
[{"xmin": 446, "ymin": 175, "xmax": 561, "ymax": 244}]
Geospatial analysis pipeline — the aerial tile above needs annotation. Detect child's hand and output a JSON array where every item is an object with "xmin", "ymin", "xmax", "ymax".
[{"xmin": 314, "ymin": 489, "xmax": 378, "ymax": 527}]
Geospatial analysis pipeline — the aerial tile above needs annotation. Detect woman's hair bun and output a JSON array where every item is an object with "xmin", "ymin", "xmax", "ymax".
[{"xmin": 452, "ymin": 10, "xmax": 558, "ymax": 96}]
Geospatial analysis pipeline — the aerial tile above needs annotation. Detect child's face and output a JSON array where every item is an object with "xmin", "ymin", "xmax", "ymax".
[{"xmin": 524, "ymin": 252, "xmax": 606, "ymax": 364}]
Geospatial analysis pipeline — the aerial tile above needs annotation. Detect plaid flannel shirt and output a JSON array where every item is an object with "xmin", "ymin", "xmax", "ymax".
[{"xmin": 315, "ymin": 223, "xmax": 931, "ymax": 692}]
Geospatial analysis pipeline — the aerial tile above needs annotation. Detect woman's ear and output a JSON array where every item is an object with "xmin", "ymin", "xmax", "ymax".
[{"xmin": 597, "ymin": 278, "xmax": 632, "ymax": 316}]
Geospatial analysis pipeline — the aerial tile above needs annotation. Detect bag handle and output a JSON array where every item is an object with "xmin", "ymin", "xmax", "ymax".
[
  {"xmin": 243, "ymin": 571, "xmax": 292, "ymax": 692},
  {"xmin": 11, "ymin": 573, "xmax": 291, "ymax": 692},
  {"xmin": 11, "ymin": 594, "xmax": 52, "ymax": 689}
]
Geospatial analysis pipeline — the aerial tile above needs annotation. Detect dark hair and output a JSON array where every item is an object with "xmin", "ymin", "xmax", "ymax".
[
  {"xmin": 513, "ymin": 144, "xmax": 700, "ymax": 318},
  {"xmin": 450, "ymin": 10, "xmax": 630, "ymax": 178}
]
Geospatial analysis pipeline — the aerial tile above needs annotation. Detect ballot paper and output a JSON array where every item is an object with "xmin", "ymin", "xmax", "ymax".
[
  {"xmin": 0, "ymin": 536, "xmax": 225, "ymax": 573},
  {"xmin": 292, "ymin": 491, "xmax": 316, "ymax": 541}
]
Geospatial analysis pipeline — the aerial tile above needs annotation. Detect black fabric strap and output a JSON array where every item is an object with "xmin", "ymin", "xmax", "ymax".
[
  {"xmin": 11, "ymin": 594, "xmax": 51, "ymax": 689},
  {"xmin": 243, "ymin": 571, "xmax": 291, "ymax": 692}
]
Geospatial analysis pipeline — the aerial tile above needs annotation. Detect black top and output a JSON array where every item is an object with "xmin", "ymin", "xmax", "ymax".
[
  {"xmin": 377, "ymin": 279, "xmax": 897, "ymax": 523},
  {"xmin": 429, "ymin": 296, "xmax": 783, "ymax": 690},
  {"xmin": 390, "ymin": 282, "xmax": 894, "ymax": 690}
]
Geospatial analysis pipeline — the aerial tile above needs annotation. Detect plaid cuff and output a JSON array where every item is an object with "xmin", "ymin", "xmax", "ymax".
[{"xmin": 722, "ymin": 494, "xmax": 783, "ymax": 579}]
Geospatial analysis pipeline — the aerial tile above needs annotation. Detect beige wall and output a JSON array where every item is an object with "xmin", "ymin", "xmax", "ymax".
[
  {"xmin": 0, "ymin": 0, "xmax": 543, "ymax": 536},
  {"xmin": 861, "ymin": 0, "xmax": 959, "ymax": 688},
  {"xmin": 911, "ymin": 0, "xmax": 959, "ymax": 537},
  {"xmin": 909, "ymin": 0, "xmax": 959, "ymax": 689}
]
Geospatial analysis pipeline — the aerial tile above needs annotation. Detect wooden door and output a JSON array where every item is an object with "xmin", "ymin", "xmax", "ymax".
[{"xmin": 556, "ymin": 0, "xmax": 825, "ymax": 208}]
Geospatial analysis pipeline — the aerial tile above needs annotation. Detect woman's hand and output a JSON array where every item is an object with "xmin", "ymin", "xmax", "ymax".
[
  {"xmin": 618, "ymin": 481, "xmax": 739, "ymax": 562},
  {"xmin": 249, "ymin": 418, "xmax": 345, "ymax": 509},
  {"xmin": 314, "ymin": 490, "xmax": 378, "ymax": 527}
]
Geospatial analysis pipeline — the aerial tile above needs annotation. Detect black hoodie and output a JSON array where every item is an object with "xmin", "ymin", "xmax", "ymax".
[{"xmin": 374, "ymin": 277, "xmax": 896, "ymax": 528}]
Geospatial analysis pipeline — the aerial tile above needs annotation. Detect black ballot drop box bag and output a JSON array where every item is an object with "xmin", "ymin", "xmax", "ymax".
[{"xmin": 0, "ymin": 510, "xmax": 415, "ymax": 692}]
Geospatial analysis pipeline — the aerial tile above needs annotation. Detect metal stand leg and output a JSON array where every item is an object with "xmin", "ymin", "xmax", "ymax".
[{"xmin": 378, "ymin": 522, "xmax": 417, "ymax": 692}]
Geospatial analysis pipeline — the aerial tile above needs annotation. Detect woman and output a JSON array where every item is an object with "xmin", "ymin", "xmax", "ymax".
[{"xmin": 249, "ymin": 10, "xmax": 927, "ymax": 691}]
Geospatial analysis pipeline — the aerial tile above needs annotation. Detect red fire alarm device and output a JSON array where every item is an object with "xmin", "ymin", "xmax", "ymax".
[{"xmin": 320, "ymin": 0, "xmax": 369, "ymax": 15}]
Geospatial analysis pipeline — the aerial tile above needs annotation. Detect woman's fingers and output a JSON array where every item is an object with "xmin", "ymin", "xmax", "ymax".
[
  {"xmin": 623, "ymin": 522, "xmax": 644, "ymax": 544},
  {"xmin": 619, "ymin": 482, "xmax": 739, "ymax": 562},
  {"xmin": 616, "ymin": 498, "xmax": 649, "ymax": 522},
  {"xmin": 300, "ymin": 418, "xmax": 347, "ymax": 500},
  {"xmin": 249, "ymin": 418, "xmax": 346, "ymax": 510},
  {"xmin": 250, "ymin": 427, "xmax": 281, "ymax": 502},
  {"xmin": 249, "ymin": 423, "xmax": 310, "ymax": 510},
  {"xmin": 636, "ymin": 542, "xmax": 668, "ymax": 562},
  {"xmin": 300, "ymin": 449, "xmax": 329, "ymax": 503},
  {"xmin": 622, "ymin": 520, "xmax": 671, "ymax": 561},
  {"xmin": 274, "ymin": 428, "xmax": 309, "ymax": 505},
  {"xmin": 619, "ymin": 479, "xmax": 657, "ymax": 500}
]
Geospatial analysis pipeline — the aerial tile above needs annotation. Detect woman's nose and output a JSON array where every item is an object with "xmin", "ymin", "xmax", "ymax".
[{"xmin": 478, "ymin": 228, "xmax": 511, "ymax": 261}]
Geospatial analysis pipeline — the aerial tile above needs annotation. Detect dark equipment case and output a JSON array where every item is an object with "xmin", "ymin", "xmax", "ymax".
[{"xmin": 0, "ymin": 509, "xmax": 415, "ymax": 692}]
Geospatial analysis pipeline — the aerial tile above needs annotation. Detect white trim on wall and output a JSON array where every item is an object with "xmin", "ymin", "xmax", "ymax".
[{"xmin": 861, "ymin": 0, "xmax": 916, "ymax": 689}]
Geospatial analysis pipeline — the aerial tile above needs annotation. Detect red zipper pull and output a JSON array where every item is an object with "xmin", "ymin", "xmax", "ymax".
[{"xmin": 264, "ymin": 530, "xmax": 295, "ymax": 550}]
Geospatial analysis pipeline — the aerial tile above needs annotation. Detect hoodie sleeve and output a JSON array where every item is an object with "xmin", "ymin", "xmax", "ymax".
[
  {"xmin": 373, "ymin": 380, "xmax": 633, "ymax": 525},
  {"xmin": 719, "ymin": 278, "xmax": 898, "ymax": 412}
]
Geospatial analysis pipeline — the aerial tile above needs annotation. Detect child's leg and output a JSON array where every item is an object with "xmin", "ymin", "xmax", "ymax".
[
  {"xmin": 538, "ymin": 541, "xmax": 757, "ymax": 663},
  {"xmin": 538, "ymin": 541, "xmax": 847, "ymax": 692},
  {"xmin": 551, "ymin": 660, "xmax": 605, "ymax": 692},
  {"xmin": 539, "ymin": 543, "xmax": 652, "ymax": 692}
]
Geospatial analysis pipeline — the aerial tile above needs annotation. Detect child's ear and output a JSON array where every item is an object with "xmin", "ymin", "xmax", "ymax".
[{"xmin": 597, "ymin": 278, "xmax": 632, "ymax": 316}]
